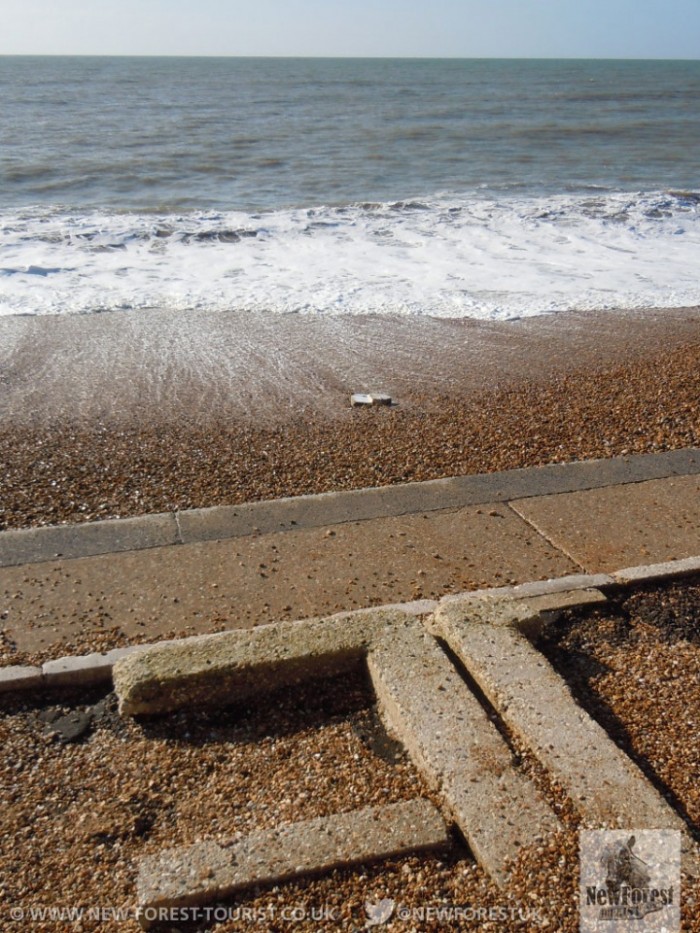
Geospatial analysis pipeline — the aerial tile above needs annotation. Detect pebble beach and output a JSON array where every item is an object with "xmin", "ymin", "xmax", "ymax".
[
  {"xmin": 1, "ymin": 312, "xmax": 699, "ymax": 930},
  {"xmin": 1, "ymin": 307, "xmax": 698, "ymax": 531}
]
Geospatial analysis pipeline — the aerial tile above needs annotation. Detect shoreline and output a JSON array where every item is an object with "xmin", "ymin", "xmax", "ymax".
[
  {"xmin": 0, "ymin": 305, "xmax": 698, "ymax": 531},
  {"xmin": 0, "ymin": 305, "xmax": 698, "ymax": 427}
]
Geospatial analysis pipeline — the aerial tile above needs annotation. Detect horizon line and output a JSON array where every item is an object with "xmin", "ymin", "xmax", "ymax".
[{"xmin": 0, "ymin": 53, "xmax": 698, "ymax": 62}]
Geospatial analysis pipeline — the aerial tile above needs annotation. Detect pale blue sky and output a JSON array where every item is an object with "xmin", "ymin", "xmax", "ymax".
[{"xmin": 2, "ymin": 0, "xmax": 699, "ymax": 59}]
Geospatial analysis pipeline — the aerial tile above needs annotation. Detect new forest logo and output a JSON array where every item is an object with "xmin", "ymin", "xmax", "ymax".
[{"xmin": 579, "ymin": 830, "xmax": 681, "ymax": 932}]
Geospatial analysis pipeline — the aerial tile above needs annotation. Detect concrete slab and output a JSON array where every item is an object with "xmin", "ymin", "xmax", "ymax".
[
  {"xmin": 434, "ymin": 606, "xmax": 700, "ymax": 878},
  {"xmin": 136, "ymin": 799, "xmax": 449, "ymax": 924},
  {"xmin": 0, "ymin": 504, "xmax": 575, "ymax": 657},
  {"xmin": 4, "ymin": 449, "xmax": 696, "ymax": 568},
  {"xmin": 114, "ymin": 608, "xmax": 401, "ymax": 716},
  {"xmin": 510, "ymin": 475, "xmax": 700, "ymax": 573},
  {"xmin": 0, "ymin": 512, "xmax": 179, "ymax": 569},
  {"xmin": 367, "ymin": 619, "xmax": 560, "ymax": 886}
]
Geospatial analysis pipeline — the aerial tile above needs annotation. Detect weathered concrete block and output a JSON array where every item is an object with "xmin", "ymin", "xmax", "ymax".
[
  {"xmin": 114, "ymin": 609, "xmax": 406, "ymax": 716},
  {"xmin": 435, "ymin": 610, "xmax": 700, "ymax": 878},
  {"xmin": 0, "ymin": 665, "xmax": 43, "ymax": 693},
  {"xmin": 433, "ymin": 588, "xmax": 607, "ymax": 638},
  {"xmin": 136, "ymin": 798, "xmax": 448, "ymax": 926},
  {"xmin": 367, "ymin": 618, "xmax": 560, "ymax": 886}
]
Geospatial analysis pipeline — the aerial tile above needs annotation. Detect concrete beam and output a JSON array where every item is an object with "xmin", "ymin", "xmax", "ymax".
[
  {"xmin": 114, "ymin": 609, "xmax": 405, "ymax": 716},
  {"xmin": 367, "ymin": 618, "xmax": 560, "ymax": 886},
  {"xmin": 136, "ymin": 799, "xmax": 449, "ymax": 927},
  {"xmin": 433, "ymin": 603, "xmax": 700, "ymax": 878}
]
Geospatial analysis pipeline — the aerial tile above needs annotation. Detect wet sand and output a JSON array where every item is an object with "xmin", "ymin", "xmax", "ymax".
[
  {"xmin": 0, "ymin": 306, "xmax": 698, "ymax": 529},
  {"xmin": 1, "ymin": 305, "xmax": 698, "ymax": 426}
]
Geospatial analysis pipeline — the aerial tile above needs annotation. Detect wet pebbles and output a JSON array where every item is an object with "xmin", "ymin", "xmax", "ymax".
[{"xmin": 1, "ymin": 342, "xmax": 698, "ymax": 532}]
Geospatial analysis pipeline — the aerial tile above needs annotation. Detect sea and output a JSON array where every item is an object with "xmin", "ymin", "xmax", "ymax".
[{"xmin": 1, "ymin": 56, "xmax": 699, "ymax": 320}]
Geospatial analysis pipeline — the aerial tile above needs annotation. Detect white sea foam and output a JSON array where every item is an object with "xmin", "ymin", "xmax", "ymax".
[{"xmin": 0, "ymin": 191, "xmax": 699, "ymax": 319}]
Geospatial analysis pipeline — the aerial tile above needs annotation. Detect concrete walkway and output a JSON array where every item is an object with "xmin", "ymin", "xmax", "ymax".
[{"xmin": 1, "ymin": 449, "xmax": 699, "ymax": 656}]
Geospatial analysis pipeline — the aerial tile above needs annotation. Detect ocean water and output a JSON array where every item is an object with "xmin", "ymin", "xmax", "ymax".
[{"xmin": 1, "ymin": 56, "xmax": 699, "ymax": 319}]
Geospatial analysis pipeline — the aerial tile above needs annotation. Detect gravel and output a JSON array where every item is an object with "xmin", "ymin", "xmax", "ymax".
[
  {"xmin": 0, "ymin": 667, "xmax": 567, "ymax": 933},
  {"xmin": 537, "ymin": 576, "xmax": 700, "ymax": 832},
  {"xmin": 1, "ymin": 341, "xmax": 698, "ymax": 531},
  {"xmin": 536, "ymin": 575, "xmax": 700, "ymax": 932},
  {"xmin": 4, "ymin": 581, "xmax": 700, "ymax": 930},
  {"xmin": 0, "ymin": 670, "xmax": 427, "ymax": 932}
]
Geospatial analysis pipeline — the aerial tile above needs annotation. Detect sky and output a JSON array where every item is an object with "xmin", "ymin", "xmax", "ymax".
[{"xmin": 2, "ymin": 0, "xmax": 699, "ymax": 59}]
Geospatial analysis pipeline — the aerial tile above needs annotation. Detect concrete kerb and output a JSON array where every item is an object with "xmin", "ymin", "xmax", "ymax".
[
  {"xmin": 2, "ymin": 448, "xmax": 698, "ymax": 568},
  {"xmin": 0, "ymin": 512, "xmax": 180, "ymax": 569},
  {"xmin": 0, "ymin": 665, "xmax": 43, "ymax": 693},
  {"xmin": 42, "ymin": 645, "xmax": 151, "ymax": 689},
  {"xmin": 136, "ymin": 798, "xmax": 449, "ymax": 927},
  {"xmin": 612, "ymin": 555, "xmax": 700, "ymax": 585},
  {"xmin": 366, "ymin": 618, "xmax": 561, "ymax": 886}
]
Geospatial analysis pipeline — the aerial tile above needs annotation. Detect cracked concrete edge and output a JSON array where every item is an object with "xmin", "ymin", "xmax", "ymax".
[
  {"xmin": 366, "ymin": 618, "xmax": 561, "ymax": 887},
  {"xmin": 2, "ymin": 449, "xmax": 698, "ymax": 567},
  {"xmin": 432, "ymin": 605, "xmax": 700, "ymax": 879},
  {"xmin": 136, "ymin": 798, "xmax": 449, "ymax": 926}
]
